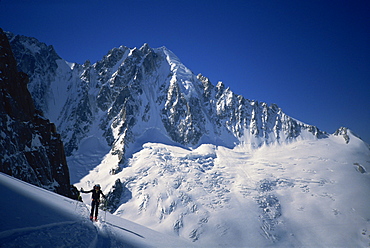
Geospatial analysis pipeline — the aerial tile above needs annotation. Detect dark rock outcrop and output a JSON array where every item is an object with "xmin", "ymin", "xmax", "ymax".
[{"xmin": 0, "ymin": 28, "xmax": 78, "ymax": 199}]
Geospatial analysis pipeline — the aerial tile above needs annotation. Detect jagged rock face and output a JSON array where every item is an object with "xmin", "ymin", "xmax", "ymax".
[
  {"xmin": 6, "ymin": 33, "xmax": 61, "ymax": 112},
  {"xmin": 0, "ymin": 29, "xmax": 78, "ymax": 199},
  {"xmin": 104, "ymin": 178, "xmax": 132, "ymax": 213},
  {"xmin": 7, "ymin": 33, "xmax": 328, "ymax": 166},
  {"xmin": 334, "ymin": 126, "xmax": 352, "ymax": 144}
]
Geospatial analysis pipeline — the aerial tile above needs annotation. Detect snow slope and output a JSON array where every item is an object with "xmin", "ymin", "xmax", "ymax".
[
  {"xmin": 0, "ymin": 172, "xmax": 196, "ymax": 248},
  {"xmin": 76, "ymin": 132, "xmax": 370, "ymax": 247}
]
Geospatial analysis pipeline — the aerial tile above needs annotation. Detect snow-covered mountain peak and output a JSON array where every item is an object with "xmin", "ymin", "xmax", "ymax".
[
  {"xmin": 139, "ymin": 42, "xmax": 152, "ymax": 53},
  {"xmin": 161, "ymin": 46, "xmax": 192, "ymax": 75},
  {"xmin": 334, "ymin": 126, "xmax": 369, "ymax": 148},
  {"xmin": 7, "ymin": 33, "xmax": 332, "ymax": 156}
]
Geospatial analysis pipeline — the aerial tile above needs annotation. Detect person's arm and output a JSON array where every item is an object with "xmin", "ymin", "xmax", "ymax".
[
  {"xmin": 80, "ymin": 188, "xmax": 92, "ymax": 193},
  {"xmin": 100, "ymin": 190, "xmax": 106, "ymax": 199}
]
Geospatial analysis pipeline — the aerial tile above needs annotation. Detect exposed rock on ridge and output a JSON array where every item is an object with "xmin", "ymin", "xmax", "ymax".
[
  {"xmin": 6, "ymin": 32, "xmax": 335, "ymax": 173},
  {"xmin": 0, "ymin": 28, "xmax": 78, "ymax": 199}
]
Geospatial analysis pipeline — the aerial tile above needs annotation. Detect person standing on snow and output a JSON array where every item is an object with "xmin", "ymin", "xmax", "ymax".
[{"xmin": 80, "ymin": 184, "xmax": 106, "ymax": 221}]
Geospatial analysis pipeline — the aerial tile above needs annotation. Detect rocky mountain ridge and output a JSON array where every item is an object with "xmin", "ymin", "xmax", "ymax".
[
  {"xmin": 0, "ymin": 29, "xmax": 78, "ymax": 199},
  {"xmin": 6, "ymin": 32, "xmax": 333, "ymax": 167}
]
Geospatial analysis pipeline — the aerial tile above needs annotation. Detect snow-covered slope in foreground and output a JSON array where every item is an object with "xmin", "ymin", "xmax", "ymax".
[
  {"xmin": 76, "ymin": 132, "xmax": 370, "ymax": 247},
  {"xmin": 0, "ymin": 172, "xmax": 196, "ymax": 248}
]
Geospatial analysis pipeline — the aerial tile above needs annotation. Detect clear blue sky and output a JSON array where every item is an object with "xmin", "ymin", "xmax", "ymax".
[{"xmin": 1, "ymin": 0, "xmax": 369, "ymax": 143}]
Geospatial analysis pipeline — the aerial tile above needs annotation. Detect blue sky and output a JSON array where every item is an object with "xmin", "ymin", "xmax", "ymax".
[{"xmin": 1, "ymin": 0, "xmax": 369, "ymax": 143}]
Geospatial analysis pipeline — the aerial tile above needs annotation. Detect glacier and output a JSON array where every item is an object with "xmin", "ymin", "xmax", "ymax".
[
  {"xmin": 75, "ymin": 133, "xmax": 370, "ymax": 247},
  {"xmin": 5, "ymin": 31, "xmax": 370, "ymax": 247},
  {"xmin": 1, "ymin": 134, "xmax": 369, "ymax": 247}
]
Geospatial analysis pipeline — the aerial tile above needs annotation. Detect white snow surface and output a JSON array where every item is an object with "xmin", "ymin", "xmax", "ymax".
[
  {"xmin": 0, "ymin": 172, "xmax": 196, "ymax": 248},
  {"xmin": 74, "ymin": 131, "xmax": 370, "ymax": 247},
  {"xmin": 2, "ymin": 130, "xmax": 370, "ymax": 247}
]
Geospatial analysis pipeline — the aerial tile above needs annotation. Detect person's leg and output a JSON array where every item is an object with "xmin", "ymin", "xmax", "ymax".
[
  {"xmin": 94, "ymin": 202, "xmax": 100, "ymax": 219},
  {"xmin": 90, "ymin": 201, "xmax": 96, "ymax": 219}
]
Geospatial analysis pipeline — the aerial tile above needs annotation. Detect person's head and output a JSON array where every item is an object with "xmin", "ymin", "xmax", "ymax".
[{"xmin": 94, "ymin": 184, "xmax": 101, "ymax": 190}]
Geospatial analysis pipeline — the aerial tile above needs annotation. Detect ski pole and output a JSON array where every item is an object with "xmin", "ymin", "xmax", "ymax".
[
  {"xmin": 104, "ymin": 199, "xmax": 108, "ymax": 222},
  {"xmin": 75, "ymin": 190, "xmax": 82, "ymax": 212},
  {"xmin": 74, "ymin": 200, "xmax": 78, "ymax": 212}
]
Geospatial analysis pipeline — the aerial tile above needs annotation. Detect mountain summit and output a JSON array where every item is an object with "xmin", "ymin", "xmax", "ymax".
[{"xmin": 7, "ymin": 33, "xmax": 327, "ymax": 159}]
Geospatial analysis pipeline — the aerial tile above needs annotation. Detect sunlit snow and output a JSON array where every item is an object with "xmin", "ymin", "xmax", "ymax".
[
  {"xmin": 74, "ymin": 132, "xmax": 370, "ymax": 247},
  {"xmin": 0, "ymin": 172, "xmax": 196, "ymax": 247}
]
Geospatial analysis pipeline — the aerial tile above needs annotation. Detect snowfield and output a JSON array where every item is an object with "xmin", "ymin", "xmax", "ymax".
[
  {"xmin": 0, "ymin": 172, "xmax": 196, "ymax": 247},
  {"xmin": 1, "ymin": 131, "xmax": 369, "ymax": 247},
  {"xmin": 73, "ymin": 132, "xmax": 370, "ymax": 247}
]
